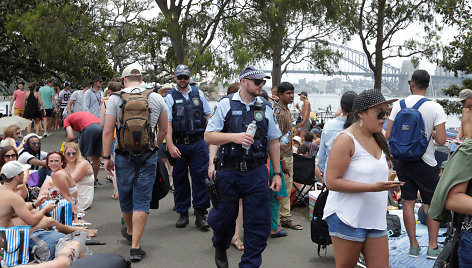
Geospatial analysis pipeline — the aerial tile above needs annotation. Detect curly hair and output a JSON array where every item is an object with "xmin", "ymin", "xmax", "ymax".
[
  {"xmin": 46, "ymin": 151, "xmax": 67, "ymax": 170},
  {"xmin": 3, "ymin": 125, "xmax": 20, "ymax": 138}
]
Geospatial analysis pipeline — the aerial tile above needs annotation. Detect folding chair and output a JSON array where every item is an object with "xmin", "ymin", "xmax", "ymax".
[{"xmin": 292, "ymin": 153, "xmax": 319, "ymax": 208}]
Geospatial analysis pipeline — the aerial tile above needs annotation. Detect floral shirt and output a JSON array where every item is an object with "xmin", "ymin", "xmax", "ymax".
[{"xmin": 273, "ymin": 101, "xmax": 293, "ymax": 157}]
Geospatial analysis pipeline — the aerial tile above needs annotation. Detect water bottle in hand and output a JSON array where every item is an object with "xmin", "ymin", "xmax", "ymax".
[
  {"xmin": 280, "ymin": 131, "xmax": 291, "ymax": 145},
  {"xmin": 242, "ymin": 120, "xmax": 257, "ymax": 150}
]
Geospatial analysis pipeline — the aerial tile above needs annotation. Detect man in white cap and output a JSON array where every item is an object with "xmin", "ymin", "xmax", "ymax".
[
  {"xmin": 103, "ymin": 64, "xmax": 168, "ymax": 261},
  {"xmin": 455, "ymin": 88, "xmax": 472, "ymax": 141},
  {"xmin": 0, "ymin": 161, "xmax": 55, "ymax": 228}
]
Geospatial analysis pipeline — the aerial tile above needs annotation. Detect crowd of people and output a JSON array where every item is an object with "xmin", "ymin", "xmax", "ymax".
[{"xmin": 1, "ymin": 66, "xmax": 472, "ymax": 267}]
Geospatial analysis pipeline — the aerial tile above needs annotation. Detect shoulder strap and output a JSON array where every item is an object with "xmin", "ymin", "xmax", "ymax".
[
  {"xmin": 400, "ymin": 99, "xmax": 406, "ymax": 110},
  {"xmin": 339, "ymin": 131, "xmax": 355, "ymax": 142},
  {"xmin": 412, "ymin": 98, "xmax": 430, "ymax": 110}
]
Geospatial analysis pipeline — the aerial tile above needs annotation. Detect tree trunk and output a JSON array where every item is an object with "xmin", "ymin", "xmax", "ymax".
[
  {"xmin": 271, "ymin": 36, "xmax": 283, "ymax": 87},
  {"xmin": 374, "ymin": 0, "xmax": 386, "ymax": 91}
]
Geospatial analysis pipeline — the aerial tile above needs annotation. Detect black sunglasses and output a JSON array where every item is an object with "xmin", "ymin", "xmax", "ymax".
[
  {"xmin": 65, "ymin": 151, "xmax": 77, "ymax": 156},
  {"xmin": 4, "ymin": 154, "xmax": 17, "ymax": 159},
  {"xmin": 31, "ymin": 142, "xmax": 41, "ymax": 146},
  {"xmin": 245, "ymin": 78, "xmax": 266, "ymax": 86},
  {"xmin": 176, "ymin": 75, "xmax": 189, "ymax": 81},
  {"xmin": 377, "ymin": 110, "xmax": 389, "ymax": 120}
]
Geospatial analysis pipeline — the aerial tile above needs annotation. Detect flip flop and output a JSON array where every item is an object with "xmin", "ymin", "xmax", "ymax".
[
  {"xmin": 270, "ymin": 229, "xmax": 288, "ymax": 238},
  {"xmin": 281, "ymin": 220, "xmax": 303, "ymax": 230},
  {"xmin": 231, "ymin": 238, "xmax": 244, "ymax": 251}
]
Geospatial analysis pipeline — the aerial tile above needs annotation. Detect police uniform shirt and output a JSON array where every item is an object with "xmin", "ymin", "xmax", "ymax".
[
  {"xmin": 165, "ymin": 86, "xmax": 212, "ymax": 122},
  {"xmin": 206, "ymin": 91, "xmax": 282, "ymax": 140}
]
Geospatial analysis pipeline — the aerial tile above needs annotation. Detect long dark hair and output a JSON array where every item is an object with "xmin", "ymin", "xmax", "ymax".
[
  {"xmin": 352, "ymin": 114, "xmax": 392, "ymax": 161},
  {"xmin": 0, "ymin": 146, "xmax": 18, "ymax": 169}
]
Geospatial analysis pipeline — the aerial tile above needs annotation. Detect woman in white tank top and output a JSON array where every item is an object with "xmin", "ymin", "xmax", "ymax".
[{"xmin": 324, "ymin": 89, "xmax": 402, "ymax": 267}]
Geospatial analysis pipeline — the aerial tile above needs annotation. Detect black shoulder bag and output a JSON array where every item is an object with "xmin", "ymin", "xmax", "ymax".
[{"xmin": 434, "ymin": 181, "xmax": 472, "ymax": 268}]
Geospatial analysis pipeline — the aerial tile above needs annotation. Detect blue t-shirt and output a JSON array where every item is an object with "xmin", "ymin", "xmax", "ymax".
[{"xmin": 38, "ymin": 85, "xmax": 54, "ymax": 109}]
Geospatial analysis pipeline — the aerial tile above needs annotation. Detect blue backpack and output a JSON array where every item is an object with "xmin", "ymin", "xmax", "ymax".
[{"xmin": 390, "ymin": 98, "xmax": 431, "ymax": 162}]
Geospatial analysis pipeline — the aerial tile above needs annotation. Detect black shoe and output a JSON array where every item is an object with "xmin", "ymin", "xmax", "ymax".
[
  {"xmin": 94, "ymin": 180, "xmax": 102, "ymax": 186},
  {"xmin": 195, "ymin": 210, "xmax": 210, "ymax": 230},
  {"xmin": 215, "ymin": 248, "xmax": 228, "ymax": 268},
  {"xmin": 176, "ymin": 212, "xmax": 189, "ymax": 228},
  {"xmin": 121, "ymin": 226, "xmax": 132, "ymax": 245},
  {"xmin": 130, "ymin": 247, "xmax": 146, "ymax": 261}
]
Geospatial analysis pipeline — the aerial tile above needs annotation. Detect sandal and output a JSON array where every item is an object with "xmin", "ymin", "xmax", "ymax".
[
  {"xmin": 231, "ymin": 238, "xmax": 244, "ymax": 251},
  {"xmin": 281, "ymin": 220, "xmax": 303, "ymax": 230}
]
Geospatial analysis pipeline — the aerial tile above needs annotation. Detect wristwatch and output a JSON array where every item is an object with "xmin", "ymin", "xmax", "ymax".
[
  {"xmin": 103, "ymin": 155, "xmax": 111, "ymax": 160},
  {"xmin": 273, "ymin": 172, "xmax": 283, "ymax": 177}
]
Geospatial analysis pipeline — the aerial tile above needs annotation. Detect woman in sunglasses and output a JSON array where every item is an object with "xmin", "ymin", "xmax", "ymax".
[
  {"xmin": 323, "ymin": 89, "xmax": 401, "ymax": 267},
  {"xmin": 0, "ymin": 146, "xmax": 27, "ymax": 199},
  {"xmin": 63, "ymin": 142, "xmax": 94, "ymax": 213}
]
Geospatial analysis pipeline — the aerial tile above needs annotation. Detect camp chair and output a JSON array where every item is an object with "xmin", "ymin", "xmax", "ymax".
[{"xmin": 292, "ymin": 153, "xmax": 319, "ymax": 208}]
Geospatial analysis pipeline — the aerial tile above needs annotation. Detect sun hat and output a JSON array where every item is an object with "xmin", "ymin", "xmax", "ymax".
[
  {"xmin": 293, "ymin": 136, "xmax": 302, "ymax": 144},
  {"xmin": 352, "ymin": 89, "xmax": 398, "ymax": 114},
  {"xmin": 239, "ymin": 66, "xmax": 270, "ymax": 81},
  {"xmin": 158, "ymin": 83, "xmax": 173, "ymax": 95},
  {"xmin": 459, "ymin": 88, "xmax": 472, "ymax": 101},
  {"xmin": 1, "ymin": 161, "xmax": 30, "ymax": 179}
]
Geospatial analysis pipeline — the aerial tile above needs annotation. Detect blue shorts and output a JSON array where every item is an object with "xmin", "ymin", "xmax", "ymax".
[
  {"xmin": 325, "ymin": 213, "xmax": 387, "ymax": 242},
  {"xmin": 115, "ymin": 151, "xmax": 157, "ymax": 213}
]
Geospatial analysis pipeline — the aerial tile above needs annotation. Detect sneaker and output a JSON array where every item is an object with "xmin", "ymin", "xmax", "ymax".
[
  {"xmin": 130, "ymin": 247, "xmax": 146, "ymax": 261},
  {"xmin": 409, "ymin": 246, "xmax": 421, "ymax": 257},
  {"xmin": 42, "ymin": 132, "xmax": 50, "ymax": 138},
  {"xmin": 357, "ymin": 256, "xmax": 366, "ymax": 268},
  {"xmin": 426, "ymin": 246, "xmax": 442, "ymax": 260},
  {"xmin": 121, "ymin": 226, "xmax": 132, "ymax": 244}
]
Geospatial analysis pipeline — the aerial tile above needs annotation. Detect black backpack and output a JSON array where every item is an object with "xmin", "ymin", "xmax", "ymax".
[
  {"xmin": 311, "ymin": 185, "xmax": 332, "ymax": 256},
  {"xmin": 386, "ymin": 213, "xmax": 402, "ymax": 237}
]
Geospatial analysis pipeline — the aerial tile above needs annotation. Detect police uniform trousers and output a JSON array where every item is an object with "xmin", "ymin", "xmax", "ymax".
[
  {"xmin": 208, "ymin": 164, "xmax": 271, "ymax": 268},
  {"xmin": 172, "ymin": 137, "xmax": 210, "ymax": 213}
]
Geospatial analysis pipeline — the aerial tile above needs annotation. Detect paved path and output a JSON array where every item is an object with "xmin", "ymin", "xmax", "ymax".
[{"xmin": 39, "ymin": 129, "xmax": 335, "ymax": 267}]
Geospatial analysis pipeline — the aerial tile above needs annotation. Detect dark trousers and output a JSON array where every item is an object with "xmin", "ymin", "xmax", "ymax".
[
  {"xmin": 208, "ymin": 164, "xmax": 271, "ymax": 268},
  {"xmin": 172, "ymin": 138, "xmax": 210, "ymax": 213}
]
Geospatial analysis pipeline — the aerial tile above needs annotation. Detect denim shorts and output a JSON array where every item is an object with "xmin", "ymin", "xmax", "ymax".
[
  {"xmin": 325, "ymin": 213, "xmax": 387, "ymax": 242},
  {"xmin": 459, "ymin": 229, "xmax": 472, "ymax": 267},
  {"xmin": 115, "ymin": 151, "xmax": 157, "ymax": 213}
]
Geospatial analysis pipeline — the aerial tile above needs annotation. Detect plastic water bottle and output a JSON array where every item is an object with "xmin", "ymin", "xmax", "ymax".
[
  {"xmin": 280, "ymin": 131, "xmax": 291, "ymax": 145},
  {"xmin": 242, "ymin": 120, "xmax": 257, "ymax": 150}
]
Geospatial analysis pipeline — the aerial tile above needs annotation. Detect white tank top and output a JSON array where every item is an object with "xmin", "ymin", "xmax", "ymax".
[{"xmin": 323, "ymin": 131, "xmax": 389, "ymax": 230}]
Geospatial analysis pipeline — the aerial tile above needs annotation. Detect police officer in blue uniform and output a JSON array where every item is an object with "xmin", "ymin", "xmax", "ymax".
[
  {"xmin": 205, "ymin": 66, "xmax": 282, "ymax": 268},
  {"xmin": 165, "ymin": 65, "xmax": 211, "ymax": 230}
]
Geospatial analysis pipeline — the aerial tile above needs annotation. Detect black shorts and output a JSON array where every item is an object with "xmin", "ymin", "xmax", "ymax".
[
  {"xmin": 395, "ymin": 159, "xmax": 440, "ymax": 205},
  {"xmin": 45, "ymin": 109, "xmax": 55, "ymax": 118},
  {"xmin": 79, "ymin": 123, "xmax": 103, "ymax": 157}
]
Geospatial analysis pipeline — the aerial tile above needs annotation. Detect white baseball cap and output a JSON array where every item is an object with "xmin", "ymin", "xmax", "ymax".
[{"xmin": 1, "ymin": 161, "xmax": 30, "ymax": 179}]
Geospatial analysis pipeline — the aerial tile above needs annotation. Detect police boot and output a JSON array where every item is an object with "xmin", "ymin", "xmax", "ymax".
[
  {"xmin": 195, "ymin": 210, "xmax": 210, "ymax": 230},
  {"xmin": 176, "ymin": 212, "xmax": 189, "ymax": 228},
  {"xmin": 215, "ymin": 248, "xmax": 228, "ymax": 268}
]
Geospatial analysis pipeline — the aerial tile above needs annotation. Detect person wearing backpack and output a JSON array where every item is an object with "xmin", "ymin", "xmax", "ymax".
[
  {"xmin": 386, "ymin": 69, "xmax": 447, "ymax": 259},
  {"xmin": 165, "ymin": 65, "xmax": 212, "ymax": 230},
  {"xmin": 324, "ymin": 89, "xmax": 400, "ymax": 267},
  {"xmin": 102, "ymin": 65, "xmax": 168, "ymax": 261}
]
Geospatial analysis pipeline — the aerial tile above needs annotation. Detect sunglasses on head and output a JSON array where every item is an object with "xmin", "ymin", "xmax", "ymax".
[
  {"xmin": 65, "ymin": 151, "xmax": 77, "ymax": 156},
  {"xmin": 4, "ymin": 154, "xmax": 17, "ymax": 159},
  {"xmin": 376, "ymin": 110, "xmax": 389, "ymax": 120},
  {"xmin": 177, "ymin": 75, "xmax": 189, "ymax": 81},
  {"xmin": 245, "ymin": 78, "xmax": 266, "ymax": 86}
]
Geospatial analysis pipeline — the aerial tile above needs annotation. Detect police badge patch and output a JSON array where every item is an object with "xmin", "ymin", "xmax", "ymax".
[
  {"xmin": 211, "ymin": 105, "xmax": 217, "ymax": 117},
  {"xmin": 192, "ymin": 98, "xmax": 200, "ymax": 106},
  {"xmin": 254, "ymin": 110, "xmax": 263, "ymax": 121}
]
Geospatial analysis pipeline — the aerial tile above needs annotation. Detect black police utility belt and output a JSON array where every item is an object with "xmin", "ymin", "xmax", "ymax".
[
  {"xmin": 215, "ymin": 157, "xmax": 267, "ymax": 172},
  {"xmin": 173, "ymin": 132, "xmax": 204, "ymax": 145}
]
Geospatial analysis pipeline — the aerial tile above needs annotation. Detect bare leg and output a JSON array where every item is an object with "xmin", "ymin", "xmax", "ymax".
[
  {"xmin": 331, "ymin": 236, "xmax": 363, "ymax": 268},
  {"xmin": 132, "ymin": 211, "xmax": 148, "ymax": 249},
  {"xmin": 361, "ymin": 235, "xmax": 389, "ymax": 268},
  {"xmin": 34, "ymin": 118, "xmax": 40, "ymax": 134},
  {"xmin": 13, "ymin": 216, "xmax": 97, "ymax": 237},
  {"xmin": 123, "ymin": 212, "xmax": 133, "ymax": 236},
  {"xmin": 26, "ymin": 122, "xmax": 32, "ymax": 134},
  {"xmin": 403, "ymin": 200, "xmax": 419, "ymax": 248},
  {"xmin": 423, "ymin": 204, "xmax": 440, "ymax": 248},
  {"xmin": 89, "ymin": 156, "xmax": 100, "ymax": 182},
  {"xmin": 231, "ymin": 199, "xmax": 244, "ymax": 250}
]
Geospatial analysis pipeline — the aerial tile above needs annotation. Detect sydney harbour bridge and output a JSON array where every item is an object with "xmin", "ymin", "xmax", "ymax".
[{"xmin": 262, "ymin": 40, "xmax": 465, "ymax": 94}]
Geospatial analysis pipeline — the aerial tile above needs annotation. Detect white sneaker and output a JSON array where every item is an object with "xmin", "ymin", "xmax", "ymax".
[{"xmin": 43, "ymin": 132, "xmax": 50, "ymax": 138}]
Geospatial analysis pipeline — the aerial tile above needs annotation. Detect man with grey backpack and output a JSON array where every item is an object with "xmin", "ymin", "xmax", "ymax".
[{"xmin": 386, "ymin": 69, "xmax": 447, "ymax": 259}]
